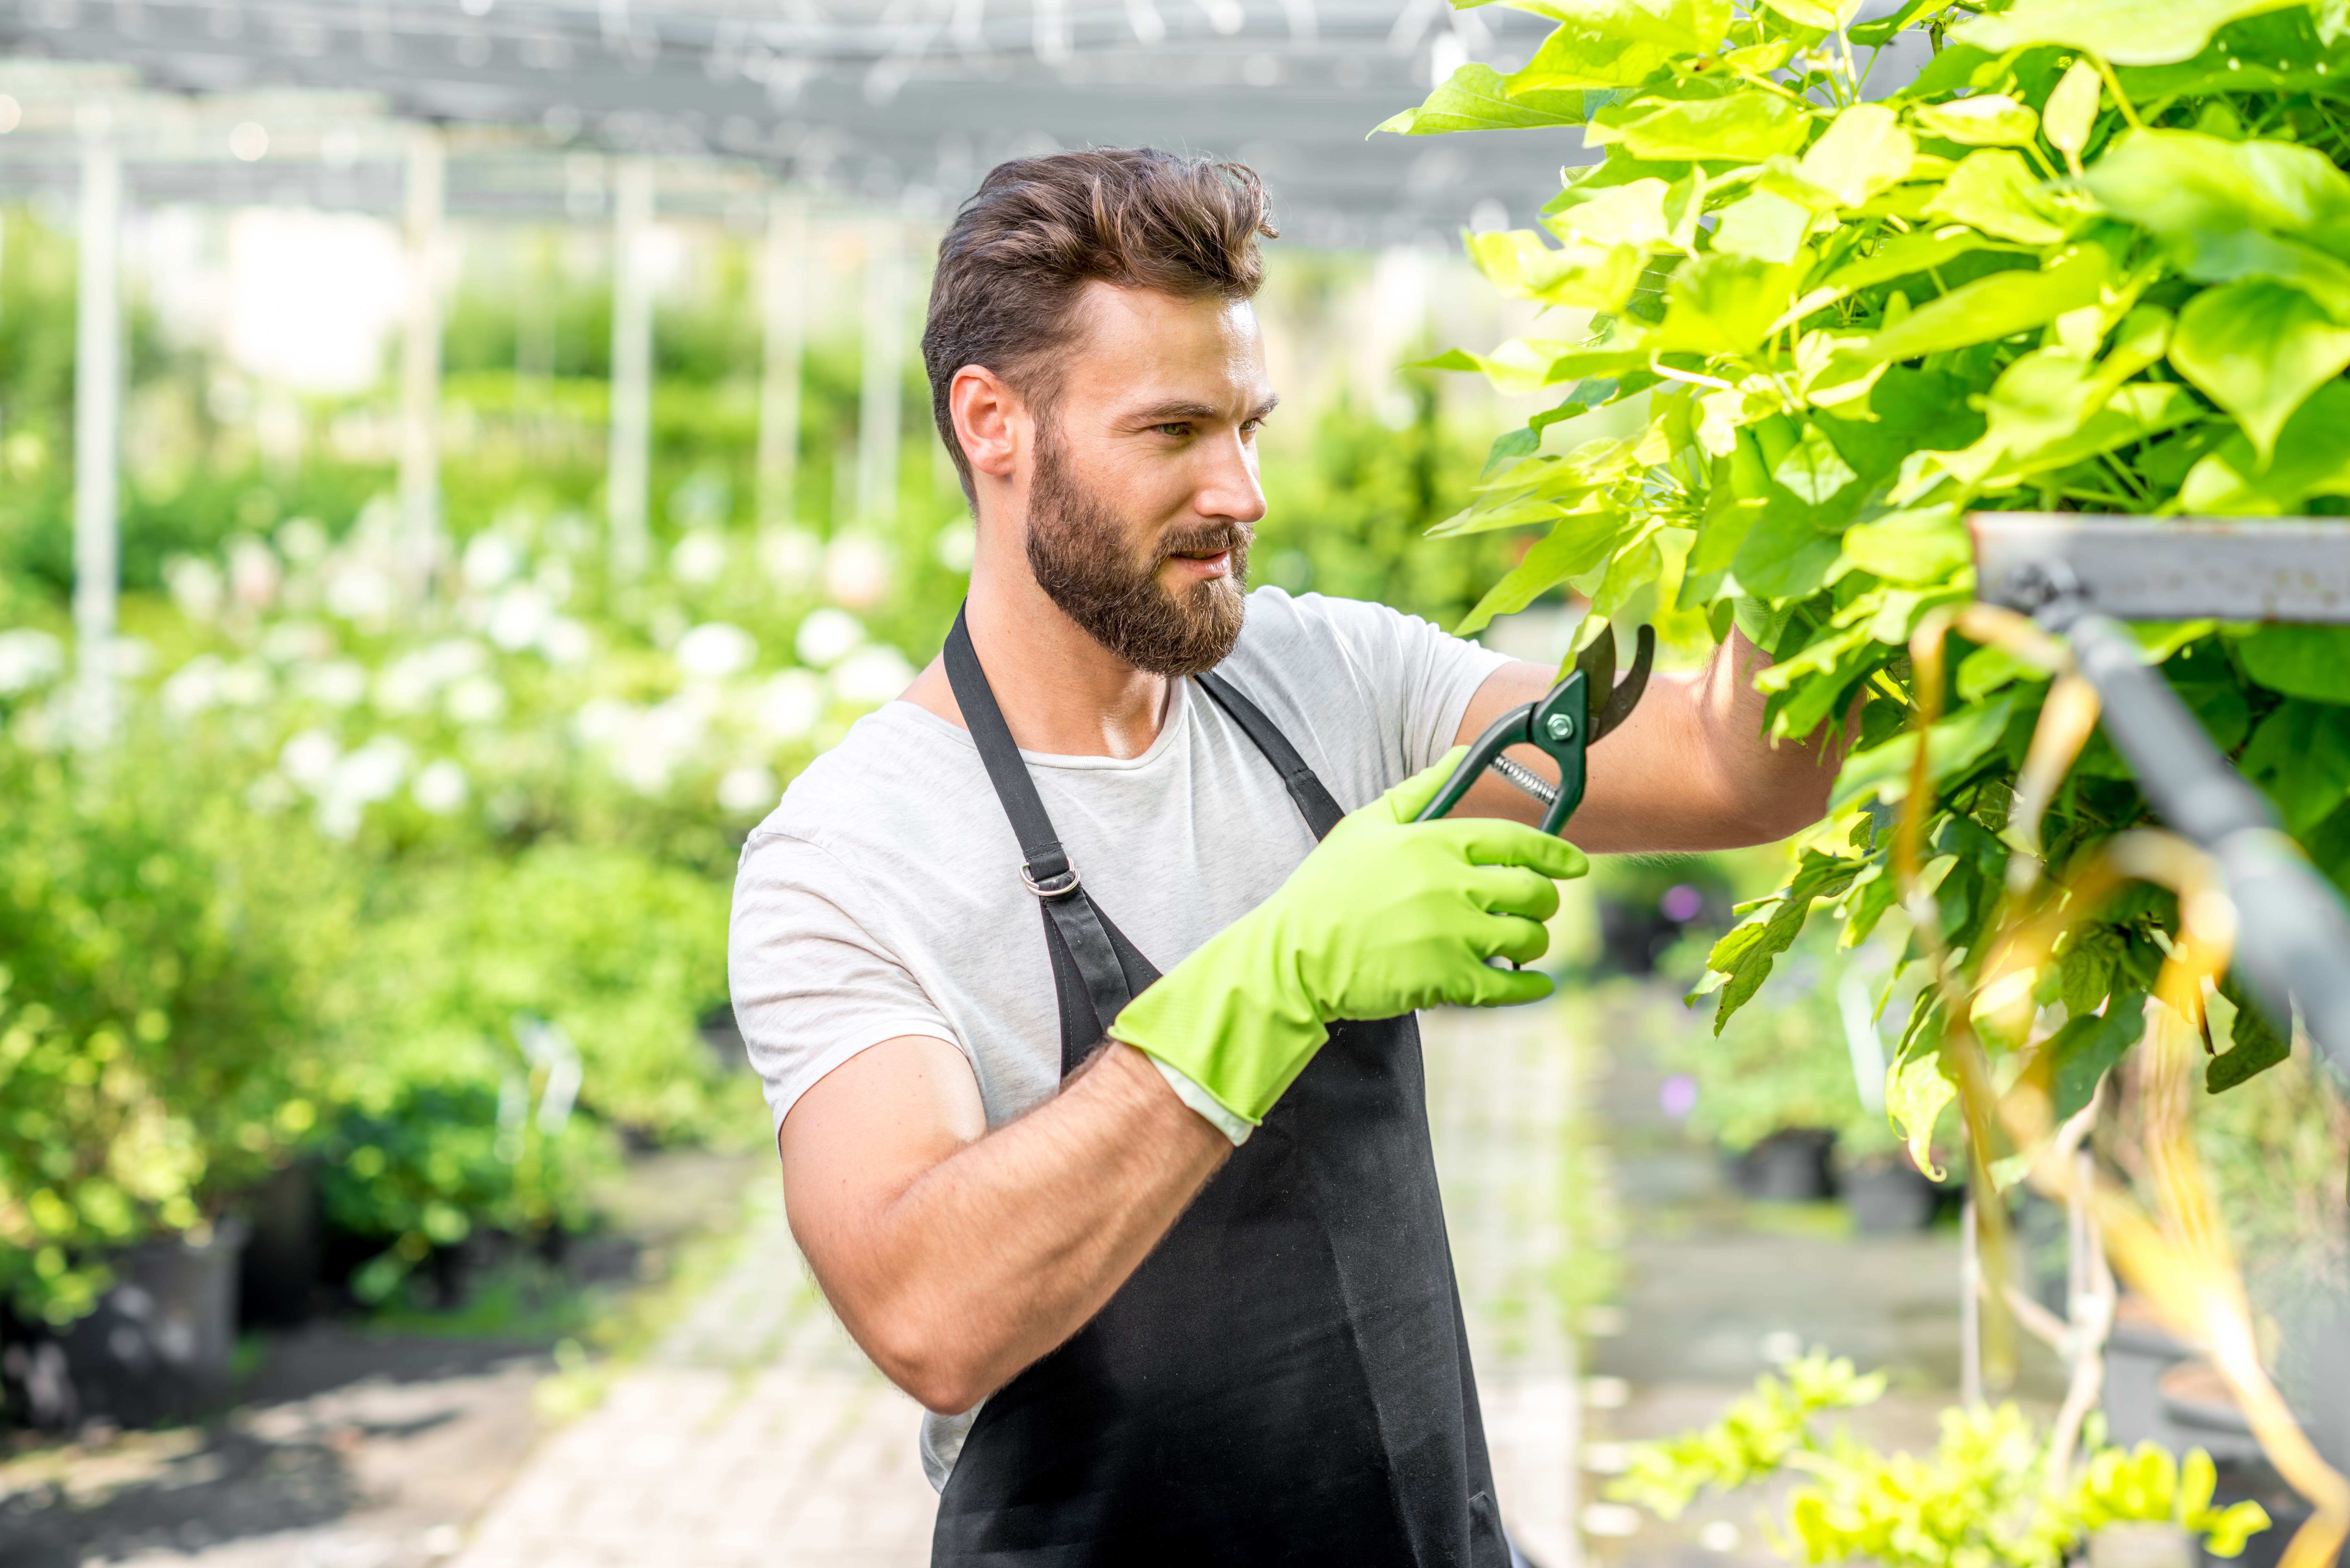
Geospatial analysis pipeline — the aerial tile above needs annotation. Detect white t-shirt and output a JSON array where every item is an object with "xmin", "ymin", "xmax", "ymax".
[{"xmin": 726, "ymin": 587, "xmax": 1512, "ymax": 1485}]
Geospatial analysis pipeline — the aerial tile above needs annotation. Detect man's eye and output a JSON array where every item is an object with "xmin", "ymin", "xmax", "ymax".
[{"xmin": 1156, "ymin": 423, "xmax": 1191, "ymax": 438}]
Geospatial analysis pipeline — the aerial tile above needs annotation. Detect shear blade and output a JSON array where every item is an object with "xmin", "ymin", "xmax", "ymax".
[{"xmin": 1590, "ymin": 624, "xmax": 1656, "ymax": 743}]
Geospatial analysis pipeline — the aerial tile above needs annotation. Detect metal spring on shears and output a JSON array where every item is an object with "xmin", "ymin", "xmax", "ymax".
[{"xmin": 1489, "ymin": 754, "xmax": 1558, "ymax": 807}]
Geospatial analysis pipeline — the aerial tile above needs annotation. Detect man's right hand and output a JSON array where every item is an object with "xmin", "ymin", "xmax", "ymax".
[{"xmin": 1109, "ymin": 747, "xmax": 1588, "ymax": 1130}]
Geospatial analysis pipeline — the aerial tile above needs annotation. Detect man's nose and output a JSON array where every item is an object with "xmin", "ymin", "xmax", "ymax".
[{"xmin": 1193, "ymin": 430, "xmax": 1267, "ymax": 525}]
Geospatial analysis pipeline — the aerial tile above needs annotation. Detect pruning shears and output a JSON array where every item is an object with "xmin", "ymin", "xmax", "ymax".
[{"xmin": 1415, "ymin": 623, "xmax": 1656, "ymax": 837}]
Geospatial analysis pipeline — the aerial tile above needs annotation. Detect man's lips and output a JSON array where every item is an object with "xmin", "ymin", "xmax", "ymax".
[{"xmin": 1166, "ymin": 548, "xmax": 1234, "ymax": 578}]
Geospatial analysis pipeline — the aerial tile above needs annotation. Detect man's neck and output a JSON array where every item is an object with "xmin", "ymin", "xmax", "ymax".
[{"xmin": 902, "ymin": 543, "xmax": 1176, "ymax": 763}]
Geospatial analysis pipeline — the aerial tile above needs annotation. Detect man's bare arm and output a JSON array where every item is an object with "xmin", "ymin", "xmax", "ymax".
[
  {"xmin": 780, "ymin": 1035, "xmax": 1229, "ymax": 1415},
  {"xmin": 1449, "ymin": 628, "xmax": 1838, "ymax": 851}
]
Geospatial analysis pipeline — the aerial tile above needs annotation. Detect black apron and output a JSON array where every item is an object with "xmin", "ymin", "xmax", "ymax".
[{"xmin": 932, "ymin": 609, "xmax": 1510, "ymax": 1568}]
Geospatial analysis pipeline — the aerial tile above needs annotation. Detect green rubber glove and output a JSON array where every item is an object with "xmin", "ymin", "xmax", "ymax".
[{"xmin": 1109, "ymin": 747, "xmax": 1589, "ymax": 1127}]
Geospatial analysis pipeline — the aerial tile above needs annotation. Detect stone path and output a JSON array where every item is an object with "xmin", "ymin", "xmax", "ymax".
[{"xmin": 449, "ymin": 999, "xmax": 1595, "ymax": 1568}]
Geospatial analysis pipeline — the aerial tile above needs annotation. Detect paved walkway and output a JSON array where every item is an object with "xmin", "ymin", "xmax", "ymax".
[{"xmin": 450, "ymin": 999, "xmax": 1592, "ymax": 1568}]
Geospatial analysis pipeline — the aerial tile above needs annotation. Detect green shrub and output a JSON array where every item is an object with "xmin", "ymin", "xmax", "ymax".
[
  {"xmin": 0, "ymin": 742, "xmax": 355, "ymax": 1324},
  {"xmin": 1390, "ymin": 0, "xmax": 2350, "ymax": 1155}
]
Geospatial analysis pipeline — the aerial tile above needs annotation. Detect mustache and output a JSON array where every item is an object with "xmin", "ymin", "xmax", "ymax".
[{"xmin": 1154, "ymin": 520, "xmax": 1255, "ymax": 562}]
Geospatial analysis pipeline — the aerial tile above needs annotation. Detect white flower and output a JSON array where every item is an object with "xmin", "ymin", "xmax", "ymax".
[
  {"xmin": 228, "ymin": 538, "xmax": 281, "ymax": 609},
  {"xmin": 324, "ymin": 563, "xmax": 396, "ymax": 627},
  {"xmin": 676, "ymin": 622, "xmax": 758, "ymax": 681},
  {"xmin": 334, "ymin": 736, "xmax": 412, "ymax": 804},
  {"xmin": 717, "ymin": 764, "xmax": 779, "ymax": 816},
  {"xmin": 757, "ymin": 525, "xmax": 823, "ymax": 590},
  {"xmin": 216, "ymin": 660, "xmax": 272, "ymax": 707},
  {"xmin": 262, "ymin": 621, "xmax": 335, "ymax": 665},
  {"xmin": 444, "ymin": 674, "xmax": 509, "ymax": 725},
  {"xmin": 825, "ymin": 533, "xmax": 892, "ymax": 609},
  {"xmin": 375, "ymin": 639, "xmax": 487, "ymax": 714},
  {"xmin": 463, "ymin": 533, "xmax": 522, "ymax": 592},
  {"xmin": 574, "ymin": 696, "xmax": 635, "ymax": 746},
  {"xmin": 759, "ymin": 669, "xmax": 826, "ymax": 742},
  {"xmin": 671, "ymin": 529, "xmax": 729, "ymax": 587},
  {"xmin": 163, "ymin": 557, "xmax": 226, "ymax": 623},
  {"xmin": 0, "ymin": 629, "xmax": 65, "ymax": 696},
  {"xmin": 294, "ymin": 660, "xmax": 369, "ymax": 708},
  {"xmin": 831, "ymin": 645, "xmax": 916, "ymax": 707},
  {"xmin": 794, "ymin": 608, "xmax": 864, "ymax": 668},
  {"xmin": 279, "ymin": 728, "xmax": 341, "ymax": 792},
  {"xmin": 412, "ymin": 758, "xmax": 469, "ymax": 815},
  {"xmin": 487, "ymin": 585, "xmax": 553, "ymax": 652},
  {"xmin": 161, "ymin": 654, "xmax": 225, "ymax": 718},
  {"xmin": 539, "ymin": 617, "xmax": 593, "ymax": 665}
]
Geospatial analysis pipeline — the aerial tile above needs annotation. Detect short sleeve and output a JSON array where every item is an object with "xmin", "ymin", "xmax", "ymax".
[
  {"xmin": 729, "ymin": 831, "xmax": 967, "ymax": 1132},
  {"xmin": 1289, "ymin": 592, "xmax": 1515, "ymax": 778}
]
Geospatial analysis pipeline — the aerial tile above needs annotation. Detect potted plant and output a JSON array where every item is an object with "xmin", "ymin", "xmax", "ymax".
[
  {"xmin": 0, "ymin": 739, "xmax": 352, "ymax": 1423},
  {"xmin": 1611, "ymin": 1352, "xmax": 2273, "ymax": 1568}
]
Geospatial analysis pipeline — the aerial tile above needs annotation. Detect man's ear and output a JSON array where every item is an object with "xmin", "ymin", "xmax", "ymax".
[{"xmin": 951, "ymin": 366, "xmax": 1022, "ymax": 481}]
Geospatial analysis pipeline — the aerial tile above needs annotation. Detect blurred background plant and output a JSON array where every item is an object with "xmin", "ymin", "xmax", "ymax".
[{"xmin": 0, "ymin": 194, "xmax": 1544, "ymax": 1345}]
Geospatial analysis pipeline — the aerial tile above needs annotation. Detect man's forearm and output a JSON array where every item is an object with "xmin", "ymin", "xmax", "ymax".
[{"xmin": 796, "ymin": 1041, "xmax": 1229, "ymax": 1414}]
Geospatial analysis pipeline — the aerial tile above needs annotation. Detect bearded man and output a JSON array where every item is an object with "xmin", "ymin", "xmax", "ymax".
[{"xmin": 730, "ymin": 148, "xmax": 1837, "ymax": 1567}]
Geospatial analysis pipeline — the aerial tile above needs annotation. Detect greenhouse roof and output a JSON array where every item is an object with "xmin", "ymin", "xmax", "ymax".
[{"xmin": 0, "ymin": 0, "xmax": 1579, "ymax": 241}]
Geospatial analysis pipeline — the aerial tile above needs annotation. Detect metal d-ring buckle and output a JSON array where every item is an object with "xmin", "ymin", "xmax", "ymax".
[{"xmin": 1020, "ymin": 861, "xmax": 1082, "ymax": 899}]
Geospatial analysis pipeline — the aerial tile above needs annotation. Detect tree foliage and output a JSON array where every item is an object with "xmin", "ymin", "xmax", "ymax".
[{"xmin": 1391, "ymin": 0, "xmax": 2350, "ymax": 1155}]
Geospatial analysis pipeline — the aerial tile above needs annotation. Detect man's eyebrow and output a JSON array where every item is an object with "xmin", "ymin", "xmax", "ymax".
[{"xmin": 1130, "ymin": 394, "xmax": 1282, "ymax": 424}]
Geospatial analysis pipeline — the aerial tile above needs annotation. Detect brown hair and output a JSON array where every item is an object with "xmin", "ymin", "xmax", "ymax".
[{"xmin": 922, "ymin": 147, "xmax": 1279, "ymax": 502}]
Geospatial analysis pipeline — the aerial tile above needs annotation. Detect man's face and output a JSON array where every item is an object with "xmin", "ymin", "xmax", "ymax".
[{"xmin": 1022, "ymin": 283, "xmax": 1275, "ymax": 677}]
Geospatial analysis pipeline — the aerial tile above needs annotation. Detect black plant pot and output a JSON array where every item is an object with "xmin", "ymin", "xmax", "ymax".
[
  {"xmin": 59, "ymin": 1219, "xmax": 248, "ymax": 1427},
  {"xmin": 1841, "ymin": 1154, "xmax": 1938, "ymax": 1233},
  {"xmin": 1727, "ymin": 1129, "xmax": 1839, "ymax": 1202},
  {"xmin": 236, "ymin": 1160, "xmax": 322, "ymax": 1327}
]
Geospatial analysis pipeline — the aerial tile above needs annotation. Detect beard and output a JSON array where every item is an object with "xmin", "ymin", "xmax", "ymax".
[{"xmin": 1023, "ymin": 431, "xmax": 1253, "ymax": 678}]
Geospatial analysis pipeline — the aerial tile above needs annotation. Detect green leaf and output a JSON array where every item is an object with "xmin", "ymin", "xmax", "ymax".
[
  {"xmin": 1849, "ymin": 0, "xmax": 1950, "ymax": 44},
  {"xmin": 1701, "ymin": 850, "xmax": 1863, "ymax": 1030},
  {"xmin": 2207, "ymin": 971, "xmax": 2290, "ymax": 1093},
  {"xmin": 1771, "ymin": 422, "xmax": 1858, "ymax": 504},
  {"xmin": 2243, "ymin": 630, "xmax": 2350, "ymax": 706},
  {"xmin": 1466, "ymin": 229, "xmax": 1647, "ymax": 312},
  {"xmin": 1925, "ymin": 149, "xmax": 2068, "ymax": 245},
  {"xmin": 1548, "ymin": 177, "xmax": 1676, "ymax": 251},
  {"xmin": 1374, "ymin": 63, "xmax": 1587, "ymax": 135},
  {"xmin": 1886, "ymin": 1048, "xmax": 1956, "ymax": 1181},
  {"xmin": 2042, "ymin": 58, "xmax": 2103, "ymax": 165},
  {"xmin": 1818, "ymin": 224, "xmax": 2016, "ymax": 296},
  {"xmin": 1858, "ymin": 243, "xmax": 2112, "ymax": 362},
  {"xmin": 1757, "ymin": 0, "xmax": 1861, "ymax": 29},
  {"xmin": 1502, "ymin": 0, "xmax": 1735, "ymax": 85},
  {"xmin": 2240, "ymin": 697, "xmax": 2350, "ymax": 837},
  {"xmin": 1952, "ymin": 0, "xmax": 2310, "ymax": 66},
  {"xmin": 1587, "ymin": 89, "xmax": 1813, "ymax": 164},
  {"xmin": 1793, "ymin": 103, "xmax": 1916, "ymax": 210},
  {"xmin": 1417, "ymin": 337, "xmax": 1647, "ymax": 396},
  {"xmin": 1712, "ymin": 189, "xmax": 1815, "ymax": 263},
  {"xmin": 2178, "ymin": 382, "xmax": 2350, "ymax": 513},
  {"xmin": 1837, "ymin": 504, "xmax": 1969, "ymax": 584},
  {"xmin": 1454, "ymin": 510, "xmax": 1628, "ymax": 634},
  {"xmin": 1830, "ymin": 695, "xmax": 2017, "ymax": 812},
  {"xmin": 2047, "ymin": 992, "xmax": 2149, "ymax": 1122},
  {"xmin": 2083, "ymin": 130, "xmax": 2350, "ymax": 268},
  {"xmin": 1653, "ymin": 252, "xmax": 1810, "ymax": 357},
  {"xmin": 2168, "ymin": 280, "xmax": 2350, "ymax": 463},
  {"xmin": 1910, "ymin": 95, "xmax": 2039, "ymax": 148}
]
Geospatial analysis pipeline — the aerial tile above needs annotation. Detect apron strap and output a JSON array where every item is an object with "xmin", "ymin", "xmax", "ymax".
[
  {"xmin": 1194, "ymin": 671, "xmax": 1346, "ymax": 842},
  {"xmin": 945, "ymin": 607, "xmax": 1147, "ymax": 1069}
]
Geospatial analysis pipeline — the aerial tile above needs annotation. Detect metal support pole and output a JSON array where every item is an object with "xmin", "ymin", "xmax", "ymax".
[
  {"xmin": 607, "ymin": 157, "xmax": 655, "ymax": 585},
  {"xmin": 399, "ymin": 125, "xmax": 445, "ymax": 600},
  {"xmin": 756, "ymin": 192, "xmax": 805, "ymax": 527},
  {"xmin": 857, "ymin": 219, "xmax": 904, "ymax": 527},
  {"xmin": 73, "ymin": 123, "xmax": 122, "ymax": 747}
]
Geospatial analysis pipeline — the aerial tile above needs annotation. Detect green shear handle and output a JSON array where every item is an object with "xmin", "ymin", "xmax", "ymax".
[{"xmin": 1414, "ymin": 623, "xmax": 1656, "ymax": 837}]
